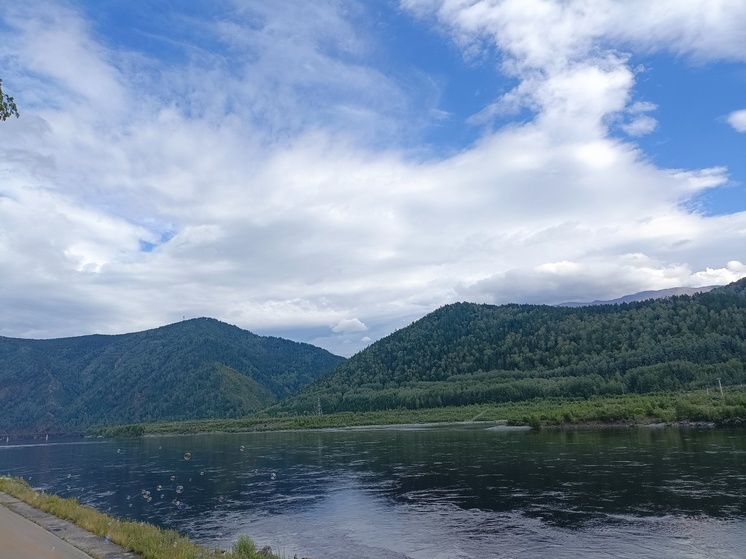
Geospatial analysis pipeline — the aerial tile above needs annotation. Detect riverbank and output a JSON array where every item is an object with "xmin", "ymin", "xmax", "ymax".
[
  {"xmin": 0, "ymin": 477, "xmax": 283, "ymax": 559},
  {"xmin": 93, "ymin": 388, "xmax": 746, "ymax": 437},
  {"xmin": 0, "ymin": 496, "xmax": 107, "ymax": 559}
]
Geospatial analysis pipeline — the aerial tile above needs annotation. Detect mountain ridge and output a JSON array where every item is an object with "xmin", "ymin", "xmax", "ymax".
[
  {"xmin": 272, "ymin": 279, "xmax": 746, "ymax": 415},
  {"xmin": 0, "ymin": 317, "xmax": 344, "ymax": 433},
  {"xmin": 558, "ymin": 285, "xmax": 718, "ymax": 307}
]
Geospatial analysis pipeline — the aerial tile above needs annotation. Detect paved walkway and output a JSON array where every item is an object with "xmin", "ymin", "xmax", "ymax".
[{"xmin": 0, "ymin": 492, "xmax": 138, "ymax": 559}]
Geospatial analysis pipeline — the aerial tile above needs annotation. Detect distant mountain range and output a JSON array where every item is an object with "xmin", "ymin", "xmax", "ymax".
[
  {"xmin": 4, "ymin": 281, "xmax": 745, "ymax": 434},
  {"xmin": 0, "ymin": 318, "xmax": 344, "ymax": 434},
  {"xmin": 559, "ymin": 286, "xmax": 717, "ymax": 307},
  {"xmin": 271, "ymin": 279, "xmax": 746, "ymax": 416}
]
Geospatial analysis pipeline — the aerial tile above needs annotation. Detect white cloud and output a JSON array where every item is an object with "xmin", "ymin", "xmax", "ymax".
[
  {"xmin": 627, "ymin": 102, "xmax": 657, "ymax": 114},
  {"xmin": 331, "ymin": 318, "xmax": 368, "ymax": 334},
  {"xmin": 403, "ymin": 0, "xmax": 746, "ymax": 65},
  {"xmin": 459, "ymin": 252, "xmax": 746, "ymax": 307},
  {"xmin": 622, "ymin": 116, "xmax": 657, "ymax": 137},
  {"xmin": 727, "ymin": 109, "xmax": 746, "ymax": 132},
  {"xmin": 404, "ymin": 0, "xmax": 746, "ymax": 136},
  {"xmin": 0, "ymin": 1, "xmax": 745, "ymax": 357}
]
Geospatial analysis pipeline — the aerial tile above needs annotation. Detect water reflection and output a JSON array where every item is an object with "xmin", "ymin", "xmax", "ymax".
[{"xmin": 1, "ymin": 426, "xmax": 745, "ymax": 558}]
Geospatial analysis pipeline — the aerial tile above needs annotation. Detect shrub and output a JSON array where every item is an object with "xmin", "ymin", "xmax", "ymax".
[{"xmin": 232, "ymin": 535, "xmax": 258, "ymax": 558}]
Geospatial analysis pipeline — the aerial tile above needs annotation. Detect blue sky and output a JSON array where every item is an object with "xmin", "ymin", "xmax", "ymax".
[
  {"xmin": 630, "ymin": 56, "xmax": 746, "ymax": 215},
  {"xmin": 1, "ymin": 0, "xmax": 745, "ymax": 356}
]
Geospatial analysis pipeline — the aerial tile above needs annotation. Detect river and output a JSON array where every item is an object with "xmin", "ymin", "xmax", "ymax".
[{"xmin": 1, "ymin": 425, "xmax": 745, "ymax": 558}]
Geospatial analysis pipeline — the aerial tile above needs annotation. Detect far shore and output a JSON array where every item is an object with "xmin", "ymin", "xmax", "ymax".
[
  {"xmin": 102, "ymin": 390, "xmax": 744, "ymax": 437},
  {"xmin": 5, "ymin": 389, "xmax": 743, "ymax": 441}
]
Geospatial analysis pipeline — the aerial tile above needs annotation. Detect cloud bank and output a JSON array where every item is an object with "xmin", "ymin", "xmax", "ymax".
[{"xmin": 0, "ymin": 0, "xmax": 745, "ymax": 356}]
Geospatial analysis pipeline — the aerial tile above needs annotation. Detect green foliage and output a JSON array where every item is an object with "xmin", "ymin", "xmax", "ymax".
[
  {"xmin": 5, "ymin": 278, "xmax": 746, "ymax": 434},
  {"xmin": 231, "ymin": 536, "xmax": 277, "ymax": 559},
  {"xmin": 114, "ymin": 388, "xmax": 746, "ymax": 435},
  {"xmin": 0, "ymin": 79, "xmax": 19, "ymax": 121},
  {"xmin": 99, "ymin": 424, "xmax": 146, "ymax": 437},
  {"xmin": 0, "ymin": 477, "xmax": 281, "ymax": 559},
  {"xmin": 0, "ymin": 317, "xmax": 344, "ymax": 433},
  {"xmin": 274, "ymin": 278, "xmax": 746, "ymax": 415},
  {"xmin": 231, "ymin": 536, "xmax": 257, "ymax": 558}
]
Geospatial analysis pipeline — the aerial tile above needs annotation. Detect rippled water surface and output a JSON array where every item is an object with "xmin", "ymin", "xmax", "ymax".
[{"xmin": 1, "ymin": 425, "xmax": 745, "ymax": 558}]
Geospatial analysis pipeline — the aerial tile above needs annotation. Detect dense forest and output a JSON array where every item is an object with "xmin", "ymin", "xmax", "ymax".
[
  {"xmin": 272, "ymin": 279, "xmax": 746, "ymax": 415},
  {"xmin": 5, "ymin": 280, "xmax": 746, "ymax": 434},
  {"xmin": 0, "ymin": 318, "xmax": 344, "ymax": 433}
]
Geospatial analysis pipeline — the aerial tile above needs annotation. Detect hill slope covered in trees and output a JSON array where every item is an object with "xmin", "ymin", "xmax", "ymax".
[
  {"xmin": 0, "ymin": 318, "xmax": 344, "ymax": 433},
  {"xmin": 273, "ymin": 279, "xmax": 746, "ymax": 415}
]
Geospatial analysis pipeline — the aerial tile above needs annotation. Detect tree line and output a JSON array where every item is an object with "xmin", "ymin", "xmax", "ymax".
[{"xmin": 273, "ymin": 279, "xmax": 746, "ymax": 415}]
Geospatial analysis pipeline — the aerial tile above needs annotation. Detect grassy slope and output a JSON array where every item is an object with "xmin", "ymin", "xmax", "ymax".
[{"xmin": 0, "ymin": 477, "xmax": 280, "ymax": 559}]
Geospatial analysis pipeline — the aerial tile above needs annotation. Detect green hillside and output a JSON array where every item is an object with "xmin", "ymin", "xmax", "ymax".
[
  {"xmin": 273, "ymin": 278, "xmax": 746, "ymax": 415},
  {"xmin": 0, "ymin": 318, "xmax": 344, "ymax": 433}
]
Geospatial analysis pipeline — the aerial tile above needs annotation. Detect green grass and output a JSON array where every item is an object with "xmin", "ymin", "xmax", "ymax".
[
  {"xmin": 94, "ymin": 387, "xmax": 746, "ymax": 436},
  {"xmin": 0, "ymin": 477, "xmax": 281, "ymax": 559}
]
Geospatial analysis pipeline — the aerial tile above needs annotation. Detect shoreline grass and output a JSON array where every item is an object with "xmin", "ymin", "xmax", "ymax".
[
  {"xmin": 92, "ymin": 388, "xmax": 746, "ymax": 437},
  {"xmin": 0, "ymin": 476, "xmax": 281, "ymax": 559}
]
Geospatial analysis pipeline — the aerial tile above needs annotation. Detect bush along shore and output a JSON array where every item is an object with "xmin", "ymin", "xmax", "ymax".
[
  {"xmin": 93, "ymin": 388, "xmax": 746, "ymax": 437},
  {"xmin": 0, "ymin": 476, "xmax": 282, "ymax": 559}
]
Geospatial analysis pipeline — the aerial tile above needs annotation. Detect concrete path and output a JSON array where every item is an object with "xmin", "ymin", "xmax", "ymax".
[{"xmin": 0, "ymin": 492, "xmax": 138, "ymax": 559}]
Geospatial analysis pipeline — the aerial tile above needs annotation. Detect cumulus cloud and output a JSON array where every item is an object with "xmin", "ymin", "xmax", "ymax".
[
  {"xmin": 0, "ymin": 1, "xmax": 745, "ymax": 356},
  {"xmin": 331, "ymin": 318, "xmax": 368, "ymax": 334},
  {"xmin": 727, "ymin": 109, "xmax": 746, "ymax": 132}
]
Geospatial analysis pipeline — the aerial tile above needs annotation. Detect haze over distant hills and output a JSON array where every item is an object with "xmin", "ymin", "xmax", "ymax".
[
  {"xmin": 559, "ymin": 286, "xmax": 718, "ymax": 307},
  {"xmin": 0, "ymin": 318, "xmax": 344, "ymax": 434}
]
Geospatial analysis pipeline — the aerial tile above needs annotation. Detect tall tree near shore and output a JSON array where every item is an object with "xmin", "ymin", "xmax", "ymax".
[{"xmin": 0, "ymin": 79, "xmax": 20, "ymax": 121}]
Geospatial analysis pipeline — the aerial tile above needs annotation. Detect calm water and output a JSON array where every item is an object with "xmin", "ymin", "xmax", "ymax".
[{"xmin": 1, "ymin": 425, "xmax": 745, "ymax": 558}]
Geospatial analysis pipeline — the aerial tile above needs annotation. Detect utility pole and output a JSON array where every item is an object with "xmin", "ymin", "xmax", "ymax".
[
  {"xmin": 717, "ymin": 377, "xmax": 724, "ymax": 397},
  {"xmin": 316, "ymin": 396, "xmax": 323, "ymax": 416}
]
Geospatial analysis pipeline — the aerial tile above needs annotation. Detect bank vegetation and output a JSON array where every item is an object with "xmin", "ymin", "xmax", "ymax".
[
  {"xmin": 0, "ymin": 477, "xmax": 281, "ymax": 559},
  {"xmin": 96, "ymin": 388, "xmax": 746, "ymax": 436}
]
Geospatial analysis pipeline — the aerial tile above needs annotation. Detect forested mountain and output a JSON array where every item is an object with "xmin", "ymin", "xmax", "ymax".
[
  {"xmin": 0, "ymin": 318, "xmax": 344, "ymax": 433},
  {"xmin": 274, "ymin": 279, "xmax": 746, "ymax": 415}
]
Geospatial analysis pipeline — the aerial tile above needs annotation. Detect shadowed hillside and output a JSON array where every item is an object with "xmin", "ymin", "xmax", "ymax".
[{"xmin": 0, "ymin": 318, "xmax": 344, "ymax": 433}]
